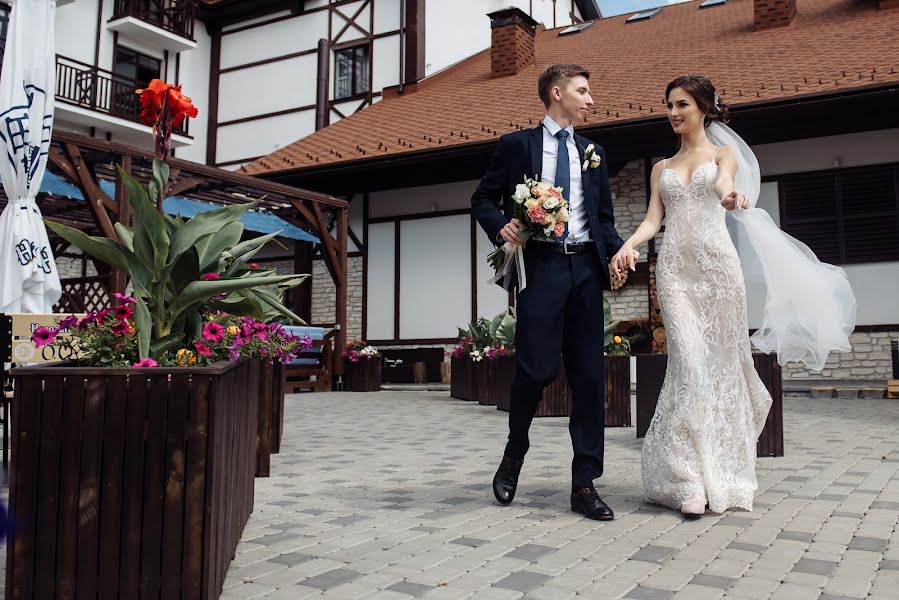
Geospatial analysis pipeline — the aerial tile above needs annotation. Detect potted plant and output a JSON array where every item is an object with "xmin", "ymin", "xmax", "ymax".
[
  {"xmin": 7, "ymin": 80, "xmax": 308, "ymax": 600},
  {"xmin": 342, "ymin": 340, "xmax": 381, "ymax": 391},
  {"xmin": 603, "ymin": 297, "xmax": 632, "ymax": 427},
  {"xmin": 477, "ymin": 309, "xmax": 516, "ymax": 407}
]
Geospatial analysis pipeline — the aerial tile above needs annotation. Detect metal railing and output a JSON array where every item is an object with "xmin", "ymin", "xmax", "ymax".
[
  {"xmin": 55, "ymin": 55, "xmax": 189, "ymax": 135},
  {"xmin": 112, "ymin": 0, "xmax": 196, "ymax": 40}
]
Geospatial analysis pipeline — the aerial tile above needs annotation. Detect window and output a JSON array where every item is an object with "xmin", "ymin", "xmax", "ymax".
[
  {"xmin": 112, "ymin": 45, "xmax": 161, "ymax": 119},
  {"xmin": 779, "ymin": 163, "xmax": 899, "ymax": 264},
  {"xmin": 334, "ymin": 44, "xmax": 370, "ymax": 100}
]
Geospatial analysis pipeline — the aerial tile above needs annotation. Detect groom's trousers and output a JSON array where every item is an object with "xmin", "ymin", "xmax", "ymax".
[{"xmin": 505, "ymin": 243, "xmax": 606, "ymax": 489}]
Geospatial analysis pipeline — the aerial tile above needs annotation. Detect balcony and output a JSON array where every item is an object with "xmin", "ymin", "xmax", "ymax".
[
  {"xmin": 54, "ymin": 55, "xmax": 192, "ymax": 148},
  {"xmin": 108, "ymin": 0, "xmax": 198, "ymax": 53}
]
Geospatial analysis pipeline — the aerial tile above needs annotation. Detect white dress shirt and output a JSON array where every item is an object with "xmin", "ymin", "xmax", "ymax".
[{"xmin": 541, "ymin": 115, "xmax": 590, "ymax": 242}]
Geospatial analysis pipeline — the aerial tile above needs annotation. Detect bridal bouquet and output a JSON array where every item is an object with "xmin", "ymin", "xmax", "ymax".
[{"xmin": 487, "ymin": 176, "xmax": 569, "ymax": 291}]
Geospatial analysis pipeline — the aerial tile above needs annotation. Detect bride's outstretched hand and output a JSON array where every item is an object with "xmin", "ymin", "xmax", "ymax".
[
  {"xmin": 611, "ymin": 245, "xmax": 640, "ymax": 275},
  {"xmin": 721, "ymin": 191, "xmax": 749, "ymax": 211}
]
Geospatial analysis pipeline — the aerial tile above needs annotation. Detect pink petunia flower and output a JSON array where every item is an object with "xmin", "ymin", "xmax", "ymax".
[
  {"xmin": 194, "ymin": 342, "xmax": 213, "ymax": 357},
  {"xmin": 133, "ymin": 358, "xmax": 158, "ymax": 368},
  {"xmin": 113, "ymin": 293, "xmax": 136, "ymax": 305},
  {"xmin": 58, "ymin": 315, "xmax": 78, "ymax": 330},
  {"xmin": 202, "ymin": 321, "xmax": 225, "ymax": 343},
  {"xmin": 112, "ymin": 321, "xmax": 130, "ymax": 336},
  {"xmin": 114, "ymin": 305, "xmax": 133, "ymax": 320},
  {"xmin": 32, "ymin": 326, "xmax": 57, "ymax": 348}
]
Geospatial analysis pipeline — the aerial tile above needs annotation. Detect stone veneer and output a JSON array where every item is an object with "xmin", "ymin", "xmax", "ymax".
[{"xmin": 310, "ymin": 256, "xmax": 363, "ymax": 341}]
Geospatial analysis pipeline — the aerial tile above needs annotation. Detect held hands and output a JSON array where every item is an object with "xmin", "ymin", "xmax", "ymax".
[
  {"xmin": 610, "ymin": 245, "xmax": 640, "ymax": 276},
  {"xmin": 721, "ymin": 190, "xmax": 750, "ymax": 211},
  {"xmin": 500, "ymin": 218, "xmax": 526, "ymax": 246}
]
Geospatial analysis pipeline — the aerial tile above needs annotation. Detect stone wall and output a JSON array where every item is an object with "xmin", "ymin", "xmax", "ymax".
[
  {"xmin": 310, "ymin": 256, "xmax": 363, "ymax": 341},
  {"xmin": 783, "ymin": 331, "xmax": 896, "ymax": 381}
]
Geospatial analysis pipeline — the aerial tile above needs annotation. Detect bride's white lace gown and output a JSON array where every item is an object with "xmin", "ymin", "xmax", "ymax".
[{"xmin": 641, "ymin": 160, "xmax": 773, "ymax": 513}]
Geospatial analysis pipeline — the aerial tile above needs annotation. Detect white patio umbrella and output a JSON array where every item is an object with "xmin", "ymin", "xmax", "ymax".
[{"xmin": 0, "ymin": 0, "xmax": 61, "ymax": 314}]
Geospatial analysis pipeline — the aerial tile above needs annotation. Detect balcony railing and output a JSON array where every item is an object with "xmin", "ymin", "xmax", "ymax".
[
  {"xmin": 112, "ymin": 0, "xmax": 196, "ymax": 40},
  {"xmin": 55, "ymin": 55, "xmax": 189, "ymax": 135}
]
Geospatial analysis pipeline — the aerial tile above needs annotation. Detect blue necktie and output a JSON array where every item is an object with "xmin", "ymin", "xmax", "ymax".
[{"xmin": 554, "ymin": 129, "xmax": 570, "ymax": 242}]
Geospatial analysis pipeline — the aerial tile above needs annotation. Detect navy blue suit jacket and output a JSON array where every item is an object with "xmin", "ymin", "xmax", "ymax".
[{"xmin": 471, "ymin": 125, "xmax": 625, "ymax": 290}]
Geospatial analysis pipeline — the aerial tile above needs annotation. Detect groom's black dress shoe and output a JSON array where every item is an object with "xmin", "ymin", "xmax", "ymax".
[
  {"xmin": 571, "ymin": 487, "xmax": 615, "ymax": 521},
  {"xmin": 493, "ymin": 455, "xmax": 524, "ymax": 505}
]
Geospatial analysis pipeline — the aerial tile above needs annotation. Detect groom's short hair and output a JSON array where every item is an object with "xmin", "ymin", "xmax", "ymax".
[{"xmin": 538, "ymin": 64, "xmax": 590, "ymax": 107}]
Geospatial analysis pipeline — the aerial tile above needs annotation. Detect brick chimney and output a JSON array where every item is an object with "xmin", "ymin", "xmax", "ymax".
[
  {"xmin": 487, "ymin": 7, "xmax": 538, "ymax": 78},
  {"xmin": 753, "ymin": 0, "xmax": 797, "ymax": 30}
]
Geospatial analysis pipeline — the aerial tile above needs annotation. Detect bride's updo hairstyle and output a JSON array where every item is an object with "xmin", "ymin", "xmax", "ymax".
[{"xmin": 665, "ymin": 75, "xmax": 731, "ymax": 126}]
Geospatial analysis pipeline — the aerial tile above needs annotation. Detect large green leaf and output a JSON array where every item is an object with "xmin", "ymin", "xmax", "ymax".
[
  {"xmin": 149, "ymin": 159, "xmax": 170, "ymax": 210},
  {"xmin": 196, "ymin": 221, "xmax": 244, "ymax": 271},
  {"xmin": 207, "ymin": 295, "xmax": 266, "ymax": 320},
  {"xmin": 248, "ymin": 287, "xmax": 306, "ymax": 324},
  {"xmin": 168, "ymin": 201, "xmax": 257, "ymax": 261},
  {"xmin": 133, "ymin": 294, "xmax": 153, "ymax": 358},
  {"xmin": 226, "ymin": 231, "xmax": 280, "ymax": 262},
  {"xmin": 45, "ymin": 220, "xmax": 130, "ymax": 273},
  {"xmin": 114, "ymin": 223, "xmax": 135, "ymax": 252},
  {"xmin": 150, "ymin": 334, "xmax": 182, "ymax": 356},
  {"xmin": 168, "ymin": 274, "xmax": 308, "ymax": 323},
  {"xmin": 119, "ymin": 166, "xmax": 170, "ymax": 274},
  {"xmin": 167, "ymin": 247, "xmax": 201, "ymax": 296}
]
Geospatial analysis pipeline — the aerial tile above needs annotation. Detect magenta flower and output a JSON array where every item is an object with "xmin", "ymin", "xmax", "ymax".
[
  {"xmin": 114, "ymin": 305, "xmax": 133, "ymax": 320},
  {"xmin": 133, "ymin": 358, "xmax": 158, "ymax": 368},
  {"xmin": 96, "ymin": 309, "xmax": 111, "ymax": 321},
  {"xmin": 112, "ymin": 321, "xmax": 130, "ymax": 336},
  {"xmin": 202, "ymin": 272, "xmax": 220, "ymax": 281},
  {"xmin": 194, "ymin": 342, "xmax": 212, "ymax": 357},
  {"xmin": 78, "ymin": 312, "xmax": 97, "ymax": 328},
  {"xmin": 202, "ymin": 321, "xmax": 225, "ymax": 343},
  {"xmin": 113, "ymin": 293, "xmax": 136, "ymax": 305},
  {"xmin": 58, "ymin": 315, "xmax": 78, "ymax": 330},
  {"xmin": 32, "ymin": 326, "xmax": 57, "ymax": 348}
]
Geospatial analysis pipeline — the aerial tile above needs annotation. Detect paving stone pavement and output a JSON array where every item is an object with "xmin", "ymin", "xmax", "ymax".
[{"xmin": 2, "ymin": 392, "xmax": 898, "ymax": 599}]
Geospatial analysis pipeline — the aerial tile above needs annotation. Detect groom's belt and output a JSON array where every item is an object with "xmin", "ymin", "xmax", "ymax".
[{"xmin": 533, "ymin": 239, "xmax": 593, "ymax": 255}]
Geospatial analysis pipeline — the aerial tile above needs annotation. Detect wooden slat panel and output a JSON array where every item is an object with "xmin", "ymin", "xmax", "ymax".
[
  {"xmin": 54, "ymin": 376, "xmax": 85, "ymax": 600},
  {"xmin": 182, "ymin": 375, "xmax": 210, "ymax": 600},
  {"xmin": 257, "ymin": 360, "xmax": 272, "ymax": 477},
  {"xmin": 119, "ymin": 373, "xmax": 149, "ymax": 598},
  {"xmin": 271, "ymin": 362, "xmax": 286, "ymax": 454},
  {"xmin": 9, "ymin": 373, "xmax": 43, "ymax": 600},
  {"xmin": 140, "ymin": 374, "xmax": 169, "ymax": 599},
  {"xmin": 76, "ymin": 376, "xmax": 105, "ymax": 600},
  {"xmin": 98, "ymin": 374, "xmax": 127, "ymax": 598},
  {"xmin": 34, "ymin": 376, "xmax": 64, "ymax": 600},
  {"xmin": 161, "ymin": 374, "xmax": 190, "ymax": 599}
]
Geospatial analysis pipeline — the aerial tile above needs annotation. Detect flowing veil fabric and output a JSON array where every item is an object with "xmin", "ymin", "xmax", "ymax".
[{"xmin": 706, "ymin": 122, "xmax": 856, "ymax": 371}]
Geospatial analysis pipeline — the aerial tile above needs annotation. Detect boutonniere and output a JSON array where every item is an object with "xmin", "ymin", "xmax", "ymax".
[{"xmin": 582, "ymin": 144, "xmax": 601, "ymax": 171}]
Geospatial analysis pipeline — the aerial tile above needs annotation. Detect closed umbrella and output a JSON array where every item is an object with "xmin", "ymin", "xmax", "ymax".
[{"xmin": 0, "ymin": 0, "xmax": 61, "ymax": 314}]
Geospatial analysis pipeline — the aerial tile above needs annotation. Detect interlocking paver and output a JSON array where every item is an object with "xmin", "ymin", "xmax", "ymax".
[{"xmin": 3, "ymin": 392, "xmax": 898, "ymax": 598}]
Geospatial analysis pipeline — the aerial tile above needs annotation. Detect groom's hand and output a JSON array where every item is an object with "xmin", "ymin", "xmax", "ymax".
[
  {"xmin": 500, "ymin": 219, "xmax": 525, "ymax": 246},
  {"xmin": 611, "ymin": 246, "xmax": 639, "ymax": 275}
]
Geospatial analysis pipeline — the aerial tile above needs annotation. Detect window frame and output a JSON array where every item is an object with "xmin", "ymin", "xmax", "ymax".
[{"xmin": 333, "ymin": 43, "xmax": 371, "ymax": 102}]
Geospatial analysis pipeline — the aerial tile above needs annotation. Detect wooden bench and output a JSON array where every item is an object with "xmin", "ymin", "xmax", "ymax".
[{"xmin": 283, "ymin": 326, "xmax": 334, "ymax": 393}]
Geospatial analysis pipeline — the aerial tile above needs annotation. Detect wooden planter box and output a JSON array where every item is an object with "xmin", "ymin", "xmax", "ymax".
[
  {"xmin": 494, "ymin": 357, "xmax": 631, "ymax": 425},
  {"xmin": 635, "ymin": 353, "xmax": 784, "ymax": 457},
  {"xmin": 450, "ymin": 356, "xmax": 478, "ymax": 401},
  {"xmin": 6, "ymin": 358, "xmax": 260, "ymax": 600},
  {"xmin": 344, "ymin": 357, "xmax": 382, "ymax": 392},
  {"xmin": 256, "ymin": 360, "xmax": 287, "ymax": 478}
]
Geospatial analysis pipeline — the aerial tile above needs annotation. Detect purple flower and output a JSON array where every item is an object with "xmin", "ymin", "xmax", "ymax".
[
  {"xmin": 32, "ymin": 326, "xmax": 57, "ymax": 348},
  {"xmin": 133, "ymin": 357, "xmax": 158, "ymax": 368},
  {"xmin": 57, "ymin": 315, "xmax": 78, "ymax": 330},
  {"xmin": 113, "ymin": 293, "xmax": 136, "ymax": 305}
]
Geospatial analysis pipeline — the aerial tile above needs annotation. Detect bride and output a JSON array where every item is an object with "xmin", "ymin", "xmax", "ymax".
[{"xmin": 611, "ymin": 75, "xmax": 856, "ymax": 517}]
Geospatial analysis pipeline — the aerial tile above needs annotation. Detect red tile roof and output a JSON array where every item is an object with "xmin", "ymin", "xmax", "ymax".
[{"xmin": 242, "ymin": 0, "xmax": 899, "ymax": 176}]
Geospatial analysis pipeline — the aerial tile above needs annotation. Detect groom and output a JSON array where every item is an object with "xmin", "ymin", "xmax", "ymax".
[{"xmin": 471, "ymin": 64, "xmax": 633, "ymax": 520}]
